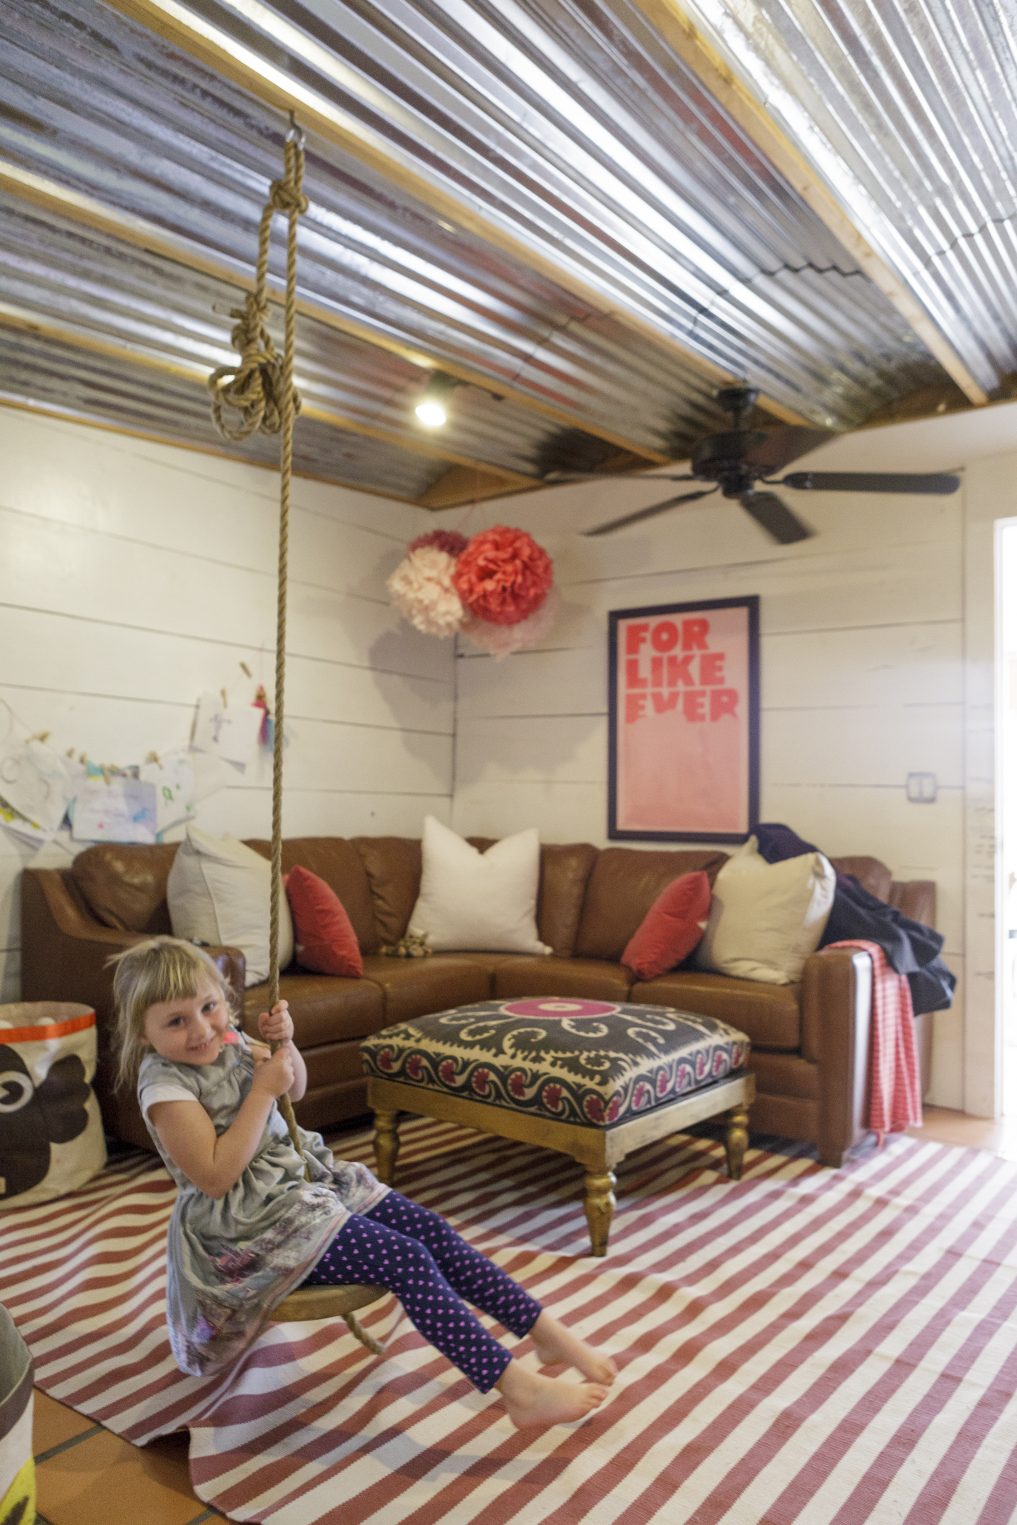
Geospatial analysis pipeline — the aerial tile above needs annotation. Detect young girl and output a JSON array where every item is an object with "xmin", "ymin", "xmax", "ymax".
[{"xmin": 112, "ymin": 936, "xmax": 615, "ymax": 1427}]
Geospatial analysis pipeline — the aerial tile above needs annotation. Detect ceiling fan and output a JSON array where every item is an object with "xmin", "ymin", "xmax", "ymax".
[{"xmin": 552, "ymin": 385, "xmax": 961, "ymax": 540}]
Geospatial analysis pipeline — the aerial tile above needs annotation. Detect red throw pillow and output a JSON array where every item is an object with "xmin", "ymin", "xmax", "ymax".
[
  {"xmin": 285, "ymin": 865, "xmax": 363, "ymax": 977},
  {"xmin": 622, "ymin": 872, "xmax": 712, "ymax": 981}
]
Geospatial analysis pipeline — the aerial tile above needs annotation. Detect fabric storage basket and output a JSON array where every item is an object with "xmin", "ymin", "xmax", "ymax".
[
  {"xmin": 0, "ymin": 1002, "xmax": 106, "ymax": 1210},
  {"xmin": 0, "ymin": 1302, "xmax": 34, "ymax": 1525}
]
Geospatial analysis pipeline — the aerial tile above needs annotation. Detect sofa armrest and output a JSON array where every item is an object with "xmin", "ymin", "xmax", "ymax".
[
  {"xmin": 888, "ymin": 878, "xmax": 936, "ymax": 927},
  {"xmin": 21, "ymin": 869, "xmax": 246, "ymax": 1007},
  {"xmin": 21, "ymin": 868, "xmax": 246, "ymax": 1149},
  {"xmin": 800, "ymin": 945, "xmax": 873, "ymax": 1167}
]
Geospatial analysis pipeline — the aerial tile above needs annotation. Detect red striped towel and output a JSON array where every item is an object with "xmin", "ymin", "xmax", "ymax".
[{"xmin": 829, "ymin": 939, "xmax": 923, "ymax": 1140}]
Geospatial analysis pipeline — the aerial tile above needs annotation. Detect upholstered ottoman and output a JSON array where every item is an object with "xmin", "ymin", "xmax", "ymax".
[{"xmin": 362, "ymin": 997, "xmax": 754, "ymax": 1255}]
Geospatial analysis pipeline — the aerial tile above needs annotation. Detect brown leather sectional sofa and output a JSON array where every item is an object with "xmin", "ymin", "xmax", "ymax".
[{"xmin": 20, "ymin": 835, "xmax": 934, "ymax": 1166}]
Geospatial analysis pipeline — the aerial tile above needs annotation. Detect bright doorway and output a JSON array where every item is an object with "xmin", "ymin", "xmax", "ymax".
[{"xmin": 998, "ymin": 520, "xmax": 1017, "ymax": 1116}]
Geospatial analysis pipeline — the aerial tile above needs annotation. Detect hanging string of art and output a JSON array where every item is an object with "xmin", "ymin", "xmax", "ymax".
[
  {"xmin": 0, "ymin": 683, "xmax": 276, "ymax": 852},
  {"xmin": 387, "ymin": 524, "xmax": 557, "ymax": 658}
]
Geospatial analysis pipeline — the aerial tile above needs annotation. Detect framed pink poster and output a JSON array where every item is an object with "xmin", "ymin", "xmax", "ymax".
[{"xmin": 608, "ymin": 596, "xmax": 759, "ymax": 842}]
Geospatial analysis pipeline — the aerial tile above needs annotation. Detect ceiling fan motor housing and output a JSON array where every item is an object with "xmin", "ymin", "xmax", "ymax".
[
  {"xmin": 692, "ymin": 429, "xmax": 770, "ymax": 492},
  {"xmin": 715, "ymin": 384, "xmax": 759, "ymax": 424}
]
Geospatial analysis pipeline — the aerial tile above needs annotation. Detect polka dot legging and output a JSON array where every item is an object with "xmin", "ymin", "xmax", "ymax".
[{"xmin": 303, "ymin": 1190, "xmax": 541, "ymax": 1392}]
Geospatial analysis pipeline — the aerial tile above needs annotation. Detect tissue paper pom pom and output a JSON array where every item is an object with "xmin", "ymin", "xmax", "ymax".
[
  {"xmin": 408, "ymin": 528, "xmax": 470, "ymax": 558},
  {"xmin": 387, "ymin": 546, "xmax": 464, "ymax": 637},
  {"xmin": 453, "ymin": 525, "xmax": 554, "ymax": 626},
  {"xmin": 463, "ymin": 588, "xmax": 559, "ymax": 659}
]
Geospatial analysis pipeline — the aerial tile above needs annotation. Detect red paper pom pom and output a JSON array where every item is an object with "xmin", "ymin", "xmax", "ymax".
[
  {"xmin": 452, "ymin": 525, "xmax": 553, "ymax": 626},
  {"xmin": 408, "ymin": 528, "xmax": 470, "ymax": 558}
]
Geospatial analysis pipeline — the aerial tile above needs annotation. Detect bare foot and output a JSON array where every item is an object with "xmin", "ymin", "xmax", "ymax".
[
  {"xmin": 530, "ymin": 1311, "xmax": 617, "ymax": 1385},
  {"xmin": 496, "ymin": 1361, "xmax": 607, "ymax": 1429}
]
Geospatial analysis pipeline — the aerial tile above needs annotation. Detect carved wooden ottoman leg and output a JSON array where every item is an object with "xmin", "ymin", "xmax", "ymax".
[
  {"xmin": 583, "ymin": 1168, "xmax": 617, "ymax": 1257},
  {"xmin": 373, "ymin": 1108, "xmax": 401, "ymax": 1185},
  {"xmin": 724, "ymin": 1105, "xmax": 750, "ymax": 1179}
]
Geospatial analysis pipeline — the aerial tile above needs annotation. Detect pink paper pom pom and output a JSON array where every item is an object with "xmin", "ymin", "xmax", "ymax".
[
  {"xmin": 453, "ymin": 525, "xmax": 554, "ymax": 626},
  {"xmin": 408, "ymin": 528, "xmax": 470, "ymax": 558},
  {"xmin": 462, "ymin": 587, "xmax": 559, "ymax": 659},
  {"xmin": 387, "ymin": 546, "xmax": 465, "ymax": 637}
]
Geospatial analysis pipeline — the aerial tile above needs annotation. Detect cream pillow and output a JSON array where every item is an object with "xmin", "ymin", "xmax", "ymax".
[
  {"xmin": 408, "ymin": 816, "xmax": 550, "ymax": 954},
  {"xmin": 167, "ymin": 826, "xmax": 294, "ymax": 986},
  {"xmin": 695, "ymin": 836, "xmax": 835, "ymax": 984}
]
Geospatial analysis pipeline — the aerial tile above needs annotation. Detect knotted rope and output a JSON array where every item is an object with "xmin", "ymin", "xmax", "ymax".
[
  {"xmin": 208, "ymin": 121, "xmax": 307, "ymax": 1165},
  {"xmin": 208, "ymin": 134, "xmax": 308, "ymax": 443},
  {"xmin": 206, "ymin": 123, "xmax": 385, "ymax": 1351}
]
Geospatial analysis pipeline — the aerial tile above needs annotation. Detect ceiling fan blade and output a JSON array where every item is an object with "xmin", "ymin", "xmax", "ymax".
[
  {"xmin": 545, "ymin": 470, "xmax": 697, "ymax": 484},
  {"xmin": 739, "ymin": 490, "xmax": 814, "ymax": 545},
  {"xmin": 739, "ymin": 425, "xmax": 834, "ymax": 474},
  {"xmin": 781, "ymin": 470, "xmax": 960, "ymax": 495},
  {"xmin": 586, "ymin": 488, "xmax": 717, "ymax": 536}
]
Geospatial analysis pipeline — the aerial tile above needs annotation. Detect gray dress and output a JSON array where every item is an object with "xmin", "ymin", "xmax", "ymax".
[{"xmin": 138, "ymin": 1032, "xmax": 388, "ymax": 1377}]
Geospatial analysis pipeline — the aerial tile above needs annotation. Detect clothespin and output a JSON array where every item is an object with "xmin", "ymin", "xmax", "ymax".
[
  {"xmin": 220, "ymin": 687, "xmax": 229, "ymax": 708},
  {"xmin": 253, "ymin": 684, "xmax": 271, "ymax": 746},
  {"xmin": 29, "ymin": 730, "xmax": 50, "ymax": 744},
  {"xmin": 239, "ymin": 661, "xmax": 253, "ymax": 678},
  {"xmin": 146, "ymin": 751, "xmax": 162, "ymax": 767}
]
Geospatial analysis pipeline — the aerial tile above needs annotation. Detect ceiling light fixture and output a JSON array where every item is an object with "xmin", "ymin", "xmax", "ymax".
[{"xmin": 414, "ymin": 371, "xmax": 456, "ymax": 429}]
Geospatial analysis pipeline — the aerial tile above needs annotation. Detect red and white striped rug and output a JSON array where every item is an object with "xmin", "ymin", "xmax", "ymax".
[{"xmin": 3, "ymin": 1118, "xmax": 1017, "ymax": 1524}]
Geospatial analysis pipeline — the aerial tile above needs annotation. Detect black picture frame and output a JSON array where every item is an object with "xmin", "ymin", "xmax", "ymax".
[{"xmin": 607, "ymin": 595, "xmax": 760, "ymax": 842}]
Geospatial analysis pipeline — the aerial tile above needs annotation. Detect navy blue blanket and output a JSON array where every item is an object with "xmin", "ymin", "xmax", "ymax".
[{"xmin": 754, "ymin": 823, "xmax": 955, "ymax": 1015}]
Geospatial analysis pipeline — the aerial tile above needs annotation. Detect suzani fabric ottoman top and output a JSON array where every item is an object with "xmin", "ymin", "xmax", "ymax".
[{"xmin": 362, "ymin": 998, "xmax": 749, "ymax": 1129}]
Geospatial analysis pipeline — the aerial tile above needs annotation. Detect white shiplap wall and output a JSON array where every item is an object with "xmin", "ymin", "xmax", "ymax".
[
  {"xmin": 451, "ymin": 410, "xmax": 1017, "ymax": 1113},
  {"xmin": 0, "ymin": 409, "xmax": 453, "ymax": 1001},
  {"xmin": 5, "ymin": 404, "xmax": 1015, "ymax": 1115}
]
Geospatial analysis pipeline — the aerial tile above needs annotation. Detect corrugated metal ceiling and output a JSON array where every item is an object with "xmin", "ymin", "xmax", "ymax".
[{"xmin": 1, "ymin": 0, "xmax": 1014, "ymax": 506}]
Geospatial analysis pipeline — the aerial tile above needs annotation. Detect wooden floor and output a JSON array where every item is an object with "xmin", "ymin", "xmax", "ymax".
[{"xmin": 26, "ymin": 1107, "xmax": 1017, "ymax": 1525}]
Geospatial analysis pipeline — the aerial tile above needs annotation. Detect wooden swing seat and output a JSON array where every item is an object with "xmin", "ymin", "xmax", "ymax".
[{"xmin": 269, "ymin": 1282, "xmax": 388, "ymax": 1355}]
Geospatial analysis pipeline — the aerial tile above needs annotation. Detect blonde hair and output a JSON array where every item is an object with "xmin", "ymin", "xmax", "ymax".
[{"xmin": 110, "ymin": 936, "xmax": 238, "ymax": 1091}]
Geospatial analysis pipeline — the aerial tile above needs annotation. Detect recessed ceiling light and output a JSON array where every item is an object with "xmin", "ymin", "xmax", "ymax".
[{"xmin": 414, "ymin": 372, "xmax": 456, "ymax": 429}]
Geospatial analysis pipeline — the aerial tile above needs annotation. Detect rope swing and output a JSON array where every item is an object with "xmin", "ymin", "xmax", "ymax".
[{"xmin": 209, "ymin": 119, "xmax": 383, "ymax": 1354}]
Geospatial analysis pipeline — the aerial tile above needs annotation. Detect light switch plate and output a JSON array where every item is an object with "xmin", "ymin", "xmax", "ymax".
[{"xmin": 906, "ymin": 772, "xmax": 937, "ymax": 803}]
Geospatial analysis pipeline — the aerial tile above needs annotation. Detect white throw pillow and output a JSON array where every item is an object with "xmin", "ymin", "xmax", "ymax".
[
  {"xmin": 408, "ymin": 816, "xmax": 550, "ymax": 954},
  {"xmin": 695, "ymin": 836, "xmax": 836, "ymax": 984},
  {"xmin": 167, "ymin": 826, "xmax": 294, "ymax": 986}
]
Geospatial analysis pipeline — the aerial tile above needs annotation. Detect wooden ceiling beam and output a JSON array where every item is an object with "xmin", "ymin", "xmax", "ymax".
[
  {"xmin": 417, "ymin": 465, "xmax": 536, "ymax": 510},
  {"xmin": 102, "ymin": 0, "xmax": 812, "ymax": 428},
  {"xmin": 633, "ymin": 0, "xmax": 990, "ymax": 407}
]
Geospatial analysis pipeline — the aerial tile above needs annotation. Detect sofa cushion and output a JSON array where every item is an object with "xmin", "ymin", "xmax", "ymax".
[
  {"xmin": 537, "ymin": 843, "xmax": 599, "ymax": 957},
  {"xmin": 631, "ymin": 970, "xmax": 801, "ymax": 1050},
  {"xmin": 622, "ymin": 872, "xmax": 712, "ymax": 980},
  {"xmin": 574, "ymin": 848, "xmax": 728, "ymax": 961},
  {"xmin": 360, "ymin": 953, "xmax": 493, "ymax": 1025},
  {"xmin": 492, "ymin": 955, "xmax": 633, "ymax": 1003},
  {"xmin": 249, "ymin": 837, "xmax": 380, "ymax": 953},
  {"xmin": 353, "ymin": 836, "xmax": 422, "ymax": 947},
  {"xmin": 167, "ymin": 828, "xmax": 293, "ymax": 986},
  {"xmin": 243, "ymin": 970, "xmax": 385, "ymax": 1046},
  {"xmin": 408, "ymin": 816, "xmax": 549, "ymax": 954},
  {"xmin": 695, "ymin": 840, "xmax": 835, "ymax": 985},
  {"xmin": 285, "ymin": 865, "xmax": 363, "ymax": 977},
  {"xmin": 71, "ymin": 842, "xmax": 178, "ymax": 932}
]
